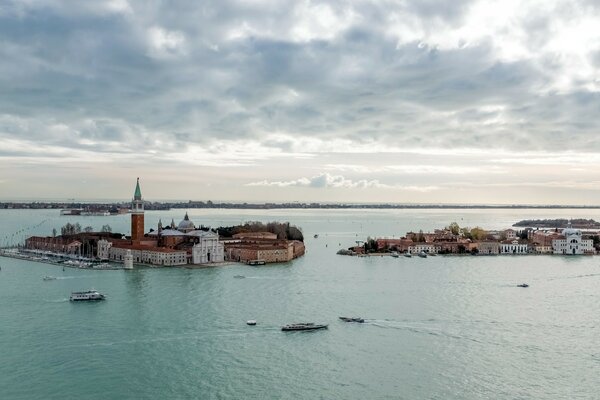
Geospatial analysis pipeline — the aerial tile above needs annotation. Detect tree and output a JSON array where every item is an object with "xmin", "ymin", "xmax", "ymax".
[
  {"xmin": 101, "ymin": 224, "xmax": 112, "ymax": 233},
  {"xmin": 448, "ymin": 222, "xmax": 460, "ymax": 235},
  {"xmin": 469, "ymin": 227, "xmax": 487, "ymax": 241},
  {"xmin": 84, "ymin": 226, "xmax": 93, "ymax": 233},
  {"xmin": 61, "ymin": 222, "xmax": 82, "ymax": 236},
  {"xmin": 52, "ymin": 228, "xmax": 57, "ymax": 237}
]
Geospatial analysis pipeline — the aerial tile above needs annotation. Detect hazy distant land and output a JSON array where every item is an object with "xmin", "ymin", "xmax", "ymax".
[{"xmin": 3, "ymin": 201, "xmax": 600, "ymax": 211}]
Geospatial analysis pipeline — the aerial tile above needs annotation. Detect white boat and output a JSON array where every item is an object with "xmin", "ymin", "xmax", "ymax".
[
  {"xmin": 247, "ymin": 320, "xmax": 257, "ymax": 326},
  {"xmin": 69, "ymin": 290, "xmax": 106, "ymax": 301},
  {"xmin": 418, "ymin": 251, "xmax": 428, "ymax": 258},
  {"xmin": 390, "ymin": 252, "xmax": 399, "ymax": 258}
]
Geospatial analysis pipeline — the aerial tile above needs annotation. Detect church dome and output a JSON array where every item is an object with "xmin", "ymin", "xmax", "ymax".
[{"xmin": 178, "ymin": 212, "xmax": 195, "ymax": 232}]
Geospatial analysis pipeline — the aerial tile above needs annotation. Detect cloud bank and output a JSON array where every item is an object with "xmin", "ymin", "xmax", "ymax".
[{"xmin": 1, "ymin": 0, "xmax": 600, "ymax": 203}]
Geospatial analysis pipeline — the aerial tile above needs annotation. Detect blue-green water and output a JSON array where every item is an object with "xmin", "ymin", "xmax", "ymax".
[{"xmin": 1, "ymin": 209, "xmax": 599, "ymax": 399}]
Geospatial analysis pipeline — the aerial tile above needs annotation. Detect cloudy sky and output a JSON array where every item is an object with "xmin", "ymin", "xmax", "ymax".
[{"xmin": 1, "ymin": 0, "xmax": 600, "ymax": 204}]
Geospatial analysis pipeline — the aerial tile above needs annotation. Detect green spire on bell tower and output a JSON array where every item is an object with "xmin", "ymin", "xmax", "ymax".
[{"xmin": 134, "ymin": 177, "xmax": 142, "ymax": 200}]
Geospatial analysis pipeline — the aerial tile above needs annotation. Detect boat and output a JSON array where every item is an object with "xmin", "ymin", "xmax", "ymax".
[
  {"xmin": 404, "ymin": 253, "xmax": 412, "ymax": 258},
  {"xmin": 281, "ymin": 323, "xmax": 328, "ymax": 331},
  {"xmin": 69, "ymin": 290, "xmax": 106, "ymax": 301},
  {"xmin": 234, "ymin": 275, "xmax": 246, "ymax": 279},
  {"xmin": 418, "ymin": 251, "xmax": 428, "ymax": 258},
  {"xmin": 390, "ymin": 252, "xmax": 399, "ymax": 258},
  {"xmin": 517, "ymin": 283, "xmax": 529, "ymax": 288},
  {"xmin": 339, "ymin": 317, "xmax": 365, "ymax": 323},
  {"xmin": 314, "ymin": 234, "xmax": 319, "ymax": 238},
  {"xmin": 247, "ymin": 320, "xmax": 257, "ymax": 326},
  {"xmin": 247, "ymin": 260, "xmax": 266, "ymax": 266},
  {"xmin": 43, "ymin": 276, "xmax": 57, "ymax": 281}
]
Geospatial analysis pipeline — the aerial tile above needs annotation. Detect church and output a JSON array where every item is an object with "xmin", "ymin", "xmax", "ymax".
[{"xmin": 98, "ymin": 178, "xmax": 224, "ymax": 266}]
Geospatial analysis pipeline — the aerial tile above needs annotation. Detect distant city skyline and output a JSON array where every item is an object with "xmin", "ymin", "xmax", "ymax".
[{"xmin": 1, "ymin": 1, "xmax": 600, "ymax": 204}]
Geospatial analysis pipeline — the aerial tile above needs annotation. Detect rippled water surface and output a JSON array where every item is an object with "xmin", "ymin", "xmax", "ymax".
[{"xmin": 1, "ymin": 209, "xmax": 599, "ymax": 399}]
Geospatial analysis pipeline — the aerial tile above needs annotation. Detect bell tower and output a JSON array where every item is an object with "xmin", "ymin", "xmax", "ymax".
[{"xmin": 131, "ymin": 177, "xmax": 145, "ymax": 242}]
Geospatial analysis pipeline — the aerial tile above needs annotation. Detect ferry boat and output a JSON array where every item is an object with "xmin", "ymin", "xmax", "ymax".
[
  {"xmin": 69, "ymin": 290, "xmax": 106, "ymax": 302},
  {"xmin": 281, "ymin": 323, "xmax": 328, "ymax": 331}
]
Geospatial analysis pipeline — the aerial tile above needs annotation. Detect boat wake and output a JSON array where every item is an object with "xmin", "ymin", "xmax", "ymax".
[
  {"xmin": 548, "ymin": 273, "xmax": 600, "ymax": 281},
  {"xmin": 46, "ymin": 298, "xmax": 70, "ymax": 303},
  {"xmin": 55, "ymin": 327, "xmax": 281, "ymax": 349}
]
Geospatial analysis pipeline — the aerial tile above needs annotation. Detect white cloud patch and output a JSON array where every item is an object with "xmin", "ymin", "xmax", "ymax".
[
  {"xmin": 246, "ymin": 173, "xmax": 439, "ymax": 192},
  {"xmin": 147, "ymin": 26, "xmax": 187, "ymax": 58}
]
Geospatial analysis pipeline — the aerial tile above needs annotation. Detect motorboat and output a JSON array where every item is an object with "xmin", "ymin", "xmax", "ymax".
[
  {"xmin": 314, "ymin": 234, "xmax": 319, "ymax": 238},
  {"xmin": 69, "ymin": 290, "xmax": 106, "ymax": 301},
  {"xmin": 418, "ymin": 251, "xmax": 428, "ymax": 258},
  {"xmin": 517, "ymin": 283, "xmax": 529, "ymax": 288},
  {"xmin": 339, "ymin": 317, "xmax": 365, "ymax": 323},
  {"xmin": 281, "ymin": 323, "xmax": 328, "ymax": 331},
  {"xmin": 247, "ymin": 320, "xmax": 257, "ymax": 326},
  {"xmin": 404, "ymin": 253, "xmax": 412, "ymax": 258},
  {"xmin": 43, "ymin": 276, "xmax": 57, "ymax": 281},
  {"xmin": 234, "ymin": 275, "xmax": 246, "ymax": 279},
  {"xmin": 390, "ymin": 252, "xmax": 399, "ymax": 258},
  {"xmin": 247, "ymin": 260, "xmax": 266, "ymax": 266}
]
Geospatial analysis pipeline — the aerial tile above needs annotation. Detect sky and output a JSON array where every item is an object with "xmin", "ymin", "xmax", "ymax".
[{"xmin": 1, "ymin": 0, "xmax": 600, "ymax": 204}]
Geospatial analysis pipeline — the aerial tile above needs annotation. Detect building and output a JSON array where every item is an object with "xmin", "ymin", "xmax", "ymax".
[
  {"xmin": 478, "ymin": 241, "xmax": 500, "ymax": 255},
  {"xmin": 408, "ymin": 243, "xmax": 441, "ymax": 254},
  {"xmin": 552, "ymin": 228, "xmax": 594, "ymax": 255},
  {"xmin": 190, "ymin": 231, "xmax": 224, "ymax": 263},
  {"xmin": 500, "ymin": 239, "xmax": 528, "ymax": 254},
  {"xmin": 224, "ymin": 237, "xmax": 305, "ymax": 263}
]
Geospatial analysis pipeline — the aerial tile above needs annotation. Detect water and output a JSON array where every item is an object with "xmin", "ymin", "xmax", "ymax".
[{"xmin": 1, "ymin": 209, "xmax": 599, "ymax": 399}]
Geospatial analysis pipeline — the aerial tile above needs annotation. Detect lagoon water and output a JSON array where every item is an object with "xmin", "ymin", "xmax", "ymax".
[{"xmin": 0, "ymin": 208, "xmax": 599, "ymax": 399}]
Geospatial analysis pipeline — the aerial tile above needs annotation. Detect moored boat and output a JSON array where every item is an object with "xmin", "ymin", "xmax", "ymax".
[
  {"xmin": 339, "ymin": 317, "xmax": 365, "ymax": 323},
  {"xmin": 404, "ymin": 253, "xmax": 412, "ymax": 258},
  {"xmin": 69, "ymin": 290, "xmax": 106, "ymax": 301},
  {"xmin": 418, "ymin": 251, "xmax": 428, "ymax": 258},
  {"xmin": 281, "ymin": 323, "xmax": 328, "ymax": 331}
]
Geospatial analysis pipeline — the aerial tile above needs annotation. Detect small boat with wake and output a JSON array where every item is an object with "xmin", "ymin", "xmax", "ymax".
[
  {"xmin": 281, "ymin": 323, "xmax": 328, "ymax": 332},
  {"xmin": 69, "ymin": 290, "xmax": 106, "ymax": 302},
  {"xmin": 234, "ymin": 275, "xmax": 246, "ymax": 279},
  {"xmin": 339, "ymin": 317, "xmax": 365, "ymax": 323},
  {"xmin": 516, "ymin": 283, "xmax": 529, "ymax": 288},
  {"xmin": 43, "ymin": 276, "xmax": 57, "ymax": 281}
]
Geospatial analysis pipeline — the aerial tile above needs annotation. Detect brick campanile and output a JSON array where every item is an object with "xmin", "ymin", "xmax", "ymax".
[{"xmin": 131, "ymin": 177, "xmax": 144, "ymax": 242}]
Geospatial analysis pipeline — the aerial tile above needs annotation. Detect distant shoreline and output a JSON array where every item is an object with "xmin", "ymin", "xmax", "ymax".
[{"xmin": 3, "ymin": 201, "xmax": 600, "ymax": 211}]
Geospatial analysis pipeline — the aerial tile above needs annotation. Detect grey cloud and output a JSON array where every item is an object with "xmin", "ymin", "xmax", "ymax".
[{"xmin": 0, "ymin": 0, "xmax": 599, "ymax": 159}]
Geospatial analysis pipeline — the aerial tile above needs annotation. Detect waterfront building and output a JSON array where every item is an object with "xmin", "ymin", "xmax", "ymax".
[
  {"xmin": 504, "ymin": 229, "xmax": 517, "ymax": 239},
  {"xmin": 408, "ymin": 243, "xmax": 441, "ymax": 254},
  {"xmin": 25, "ymin": 236, "xmax": 82, "ymax": 255},
  {"xmin": 225, "ymin": 237, "xmax": 305, "ymax": 263},
  {"xmin": 551, "ymin": 228, "xmax": 594, "ymax": 255},
  {"xmin": 477, "ymin": 241, "xmax": 500, "ymax": 255},
  {"xmin": 190, "ymin": 231, "xmax": 224, "ymax": 263},
  {"xmin": 500, "ymin": 239, "xmax": 528, "ymax": 254}
]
